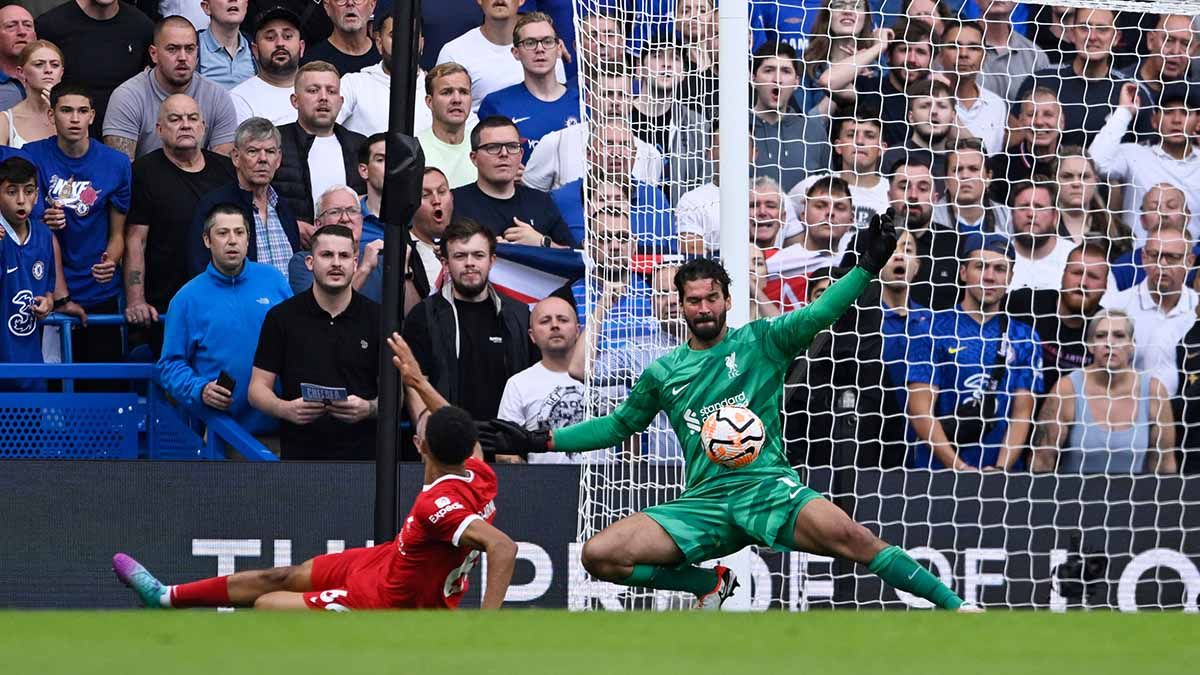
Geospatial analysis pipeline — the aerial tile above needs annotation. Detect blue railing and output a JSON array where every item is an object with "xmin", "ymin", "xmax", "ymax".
[{"xmin": 0, "ymin": 314, "xmax": 277, "ymax": 462}]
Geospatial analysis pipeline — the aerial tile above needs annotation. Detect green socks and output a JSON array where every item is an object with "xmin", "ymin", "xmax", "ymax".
[
  {"xmin": 869, "ymin": 545, "xmax": 964, "ymax": 609},
  {"xmin": 622, "ymin": 563, "xmax": 718, "ymax": 596}
]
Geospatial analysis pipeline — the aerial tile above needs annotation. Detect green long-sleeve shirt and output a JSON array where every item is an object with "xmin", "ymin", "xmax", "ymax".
[{"xmin": 554, "ymin": 266, "xmax": 873, "ymax": 492}]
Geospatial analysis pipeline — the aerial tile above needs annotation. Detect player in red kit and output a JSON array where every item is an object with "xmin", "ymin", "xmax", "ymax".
[{"xmin": 112, "ymin": 335, "xmax": 518, "ymax": 610}]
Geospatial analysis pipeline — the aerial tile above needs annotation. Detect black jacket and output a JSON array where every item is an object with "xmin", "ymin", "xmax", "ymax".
[
  {"xmin": 272, "ymin": 122, "xmax": 367, "ymax": 224},
  {"xmin": 187, "ymin": 182, "xmax": 302, "ymax": 278},
  {"xmin": 403, "ymin": 284, "xmax": 534, "ymax": 411}
]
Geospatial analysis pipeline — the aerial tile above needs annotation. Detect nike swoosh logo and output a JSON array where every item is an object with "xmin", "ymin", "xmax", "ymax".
[
  {"xmin": 948, "ymin": 346, "xmax": 965, "ymax": 354},
  {"xmin": 908, "ymin": 568, "xmax": 919, "ymax": 580},
  {"xmin": 5, "ymin": 266, "xmax": 17, "ymax": 273},
  {"xmin": 512, "ymin": 116, "xmax": 532, "ymax": 124},
  {"xmin": 788, "ymin": 487, "xmax": 804, "ymax": 500},
  {"xmin": 671, "ymin": 384, "xmax": 688, "ymax": 396}
]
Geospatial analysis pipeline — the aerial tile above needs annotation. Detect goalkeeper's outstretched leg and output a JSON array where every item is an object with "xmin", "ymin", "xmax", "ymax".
[
  {"xmin": 581, "ymin": 514, "xmax": 738, "ymax": 610},
  {"xmin": 788, "ymin": 499, "xmax": 968, "ymax": 610}
]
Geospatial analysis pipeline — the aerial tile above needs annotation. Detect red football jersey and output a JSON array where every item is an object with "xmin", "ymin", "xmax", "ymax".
[{"xmin": 380, "ymin": 457, "xmax": 499, "ymax": 608}]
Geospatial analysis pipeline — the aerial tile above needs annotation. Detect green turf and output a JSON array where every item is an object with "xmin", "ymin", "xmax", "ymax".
[{"xmin": 1, "ymin": 611, "xmax": 1195, "ymax": 675}]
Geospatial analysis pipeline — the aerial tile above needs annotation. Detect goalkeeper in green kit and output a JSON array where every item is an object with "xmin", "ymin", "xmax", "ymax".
[{"xmin": 481, "ymin": 210, "xmax": 968, "ymax": 611}]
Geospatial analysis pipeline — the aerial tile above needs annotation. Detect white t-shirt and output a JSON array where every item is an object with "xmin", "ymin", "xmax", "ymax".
[
  {"xmin": 497, "ymin": 363, "xmax": 609, "ymax": 464},
  {"xmin": 764, "ymin": 236, "xmax": 853, "ymax": 278},
  {"xmin": 307, "ymin": 135, "xmax": 348, "ymax": 212},
  {"xmin": 785, "ymin": 172, "xmax": 890, "ymax": 237},
  {"xmin": 231, "ymin": 77, "xmax": 298, "ymax": 126},
  {"xmin": 436, "ymin": 28, "xmax": 567, "ymax": 114},
  {"xmin": 338, "ymin": 63, "xmax": 433, "ymax": 137},
  {"xmin": 955, "ymin": 83, "xmax": 1008, "ymax": 157},
  {"xmin": 416, "ymin": 121, "xmax": 479, "ymax": 188},
  {"xmin": 677, "ymin": 181, "xmax": 797, "ymax": 252},
  {"xmin": 524, "ymin": 122, "xmax": 662, "ymax": 191},
  {"xmin": 1010, "ymin": 236, "xmax": 1074, "ymax": 292},
  {"xmin": 161, "ymin": 1, "xmax": 208, "ymax": 31}
]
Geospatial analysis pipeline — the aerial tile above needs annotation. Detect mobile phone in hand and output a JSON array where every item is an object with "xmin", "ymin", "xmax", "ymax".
[{"xmin": 217, "ymin": 371, "xmax": 236, "ymax": 393}]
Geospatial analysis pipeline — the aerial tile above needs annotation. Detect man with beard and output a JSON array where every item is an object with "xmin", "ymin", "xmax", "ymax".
[
  {"xmin": 880, "ymin": 80, "xmax": 955, "ymax": 182},
  {"xmin": 837, "ymin": 17, "xmax": 936, "ymax": 148},
  {"xmin": 124, "ymin": 94, "xmax": 237, "ymax": 356},
  {"xmin": 875, "ymin": 154, "xmax": 961, "ymax": 311},
  {"xmin": 250, "ymin": 224, "xmax": 380, "ymax": 460},
  {"xmin": 231, "ymin": 6, "xmax": 305, "ymax": 125},
  {"xmin": 401, "ymin": 218, "xmax": 536, "ymax": 437},
  {"xmin": 104, "ymin": 16, "xmax": 238, "ymax": 161},
  {"xmin": 302, "ymin": 0, "xmax": 378, "ymax": 76},
  {"xmin": 496, "ymin": 296, "xmax": 605, "ymax": 464},
  {"xmin": 478, "ymin": 212, "xmax": 972, "ymax": 612},
  {"xmin": 1009, "ymin": 181, "xmax": 1075, "ymax": 291},
  {"xmin": 272, "ymin": 60, "xmax": 366, "ymax": 227},
  {"xmin": 1007, "ymin": 242, "xmax": 1110, "ymax": 396},
  {"xmin": 907, "ymin": 233, "xmax": 1042, "ymax": 471}
]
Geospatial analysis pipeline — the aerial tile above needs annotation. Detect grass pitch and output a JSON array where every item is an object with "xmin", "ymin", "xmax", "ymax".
[{"xmin": 1, "ymin": 611, "xmax": 1194, "ymax": 675}]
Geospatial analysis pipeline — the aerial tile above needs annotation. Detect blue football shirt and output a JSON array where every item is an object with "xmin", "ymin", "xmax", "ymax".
[
  {"xmin": 23, "ymin": 138, "xmax": 131, "ymax": 307},
  {"xmin": 908, "ymin": 306, "xmax": 1043, "ymax": 469},
  {"xmin": 477, "ymin": 82, "xmax": 582, "ymax": 163},
  {"xmin": 881, "ymin": 301, "xmax": 935, "ymax": 437},
  {"xmin": 0, "ymin": 217, "xmax": 56, "ymax": 391}
]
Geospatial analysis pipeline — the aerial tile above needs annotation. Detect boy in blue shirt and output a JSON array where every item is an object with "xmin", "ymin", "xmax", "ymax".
[
  {"xmin": 24, "ymin": 82, "xmax": 132, "ymax": 374},
  {"xmin": 0, "ymin": 157, "xmax": 56, "ymax": 391},
  {"xmin": 477, "ymin": 12, "xmax": 581, "ymax": 164}
]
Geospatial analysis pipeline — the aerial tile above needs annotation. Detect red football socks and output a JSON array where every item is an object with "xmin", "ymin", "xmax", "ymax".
[{"xmin": 169, "ymin": 576, "xmax": 231, "ymax": 608}]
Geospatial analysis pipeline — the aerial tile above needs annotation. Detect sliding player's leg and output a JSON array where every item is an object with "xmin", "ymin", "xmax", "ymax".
[
  {"xmin": 582, "ymin": 502, "xmax": 739, "ymax": 607},
  {"xmin": 786, "ymin": 499, "xmax": 965, "ymax": 610},
  {"xmin": 113, "ymin": 552, "xmax": 314, "ymax": 608}
]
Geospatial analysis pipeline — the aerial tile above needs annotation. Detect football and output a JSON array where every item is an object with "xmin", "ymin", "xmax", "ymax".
[{"xmin": 700, "ymin": 406, "xmax": 765, "ymax": 468}]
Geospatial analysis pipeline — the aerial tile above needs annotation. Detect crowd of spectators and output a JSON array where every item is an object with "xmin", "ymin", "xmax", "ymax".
[{"xmin": 0, "ymin": 0, "xmax": 1198, "ymax": 476}]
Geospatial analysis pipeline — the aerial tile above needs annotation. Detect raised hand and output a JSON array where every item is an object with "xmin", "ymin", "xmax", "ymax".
[{"xmin": 857, "ymin": 208, "xmax": 900, "ymax": 277}]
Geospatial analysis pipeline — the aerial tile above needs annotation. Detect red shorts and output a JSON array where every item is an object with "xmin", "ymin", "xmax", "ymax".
[{"xmin": 304, "ymin": 544, "xmax": 395, "ymax": 611}]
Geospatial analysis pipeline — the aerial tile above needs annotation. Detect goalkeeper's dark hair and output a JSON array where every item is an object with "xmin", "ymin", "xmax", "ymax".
[
  {"xmin": 424, "ymin": 406, "xmax": 478, "ymax": 465},
  {"xmin": 674, "ymin": 258, "xmax": 731, "ymax": 300}
]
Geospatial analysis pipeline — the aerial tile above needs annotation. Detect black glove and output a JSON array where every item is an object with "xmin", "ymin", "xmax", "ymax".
[
  {"xmin": 856, "ymin": 208, "xmax": 900, "ymax": 277},
  {"xmin": 477, "ymin": 419, "xmax": 551, "ymax": 457}
]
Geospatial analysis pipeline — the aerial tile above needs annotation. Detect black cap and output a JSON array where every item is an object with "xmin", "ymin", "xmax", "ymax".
[
  {"xmin": 254, "ymin": 6, "xmax": 303, "ymax": 35},
  {"xmin": 1159, "ymin": 81, "xmax": 1200, "ymax": 109}
]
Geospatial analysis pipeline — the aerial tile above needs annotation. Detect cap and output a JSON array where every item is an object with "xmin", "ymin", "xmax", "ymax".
[
  {"xmin": 959, "ymin": 232, "xmax": 1014, "ymax": 260},
  {"xmin": 254, "ymin": 6, "xmax": 303, "ymax": 35},
  {"xmin": 1158, "ymin": 81, "xmax": 1200, "ymax": 109}
]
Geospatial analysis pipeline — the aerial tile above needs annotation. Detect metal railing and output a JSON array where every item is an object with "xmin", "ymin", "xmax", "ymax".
[{"xmin": 1, "ymin": 314, "xmax": 276, "ymax": 461}]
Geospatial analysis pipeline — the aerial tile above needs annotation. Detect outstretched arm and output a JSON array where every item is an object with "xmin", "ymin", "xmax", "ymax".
[{"xmin": 765, "ymin": 210, "xmax": 897, "ymax": 358}]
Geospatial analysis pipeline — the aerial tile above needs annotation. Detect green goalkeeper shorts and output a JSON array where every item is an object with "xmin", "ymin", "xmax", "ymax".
[{"xmin": 642, "ymin": 471, "xmax": 823, "ymax": 564}]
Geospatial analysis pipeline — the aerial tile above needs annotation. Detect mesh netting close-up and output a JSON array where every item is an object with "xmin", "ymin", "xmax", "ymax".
[{"xmin": 571, "ymin": 0, "xmax": 1200, "ymax": 610}]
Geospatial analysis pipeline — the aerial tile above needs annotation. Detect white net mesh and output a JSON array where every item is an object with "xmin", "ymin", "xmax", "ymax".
[{"xmin": 570, "ymin": 0, "xmax": 1200, "ymax": 610}]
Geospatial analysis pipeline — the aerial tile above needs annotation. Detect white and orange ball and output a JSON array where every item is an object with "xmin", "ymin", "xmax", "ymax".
[{"xmin": 700, "ymin": 406, "xmax": 765, "ymax": 469}]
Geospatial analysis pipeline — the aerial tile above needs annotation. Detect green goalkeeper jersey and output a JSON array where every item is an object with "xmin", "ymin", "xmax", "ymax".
[{"xmin": 553, "ymin": 267, "xmax": 872, "ymax": 492}]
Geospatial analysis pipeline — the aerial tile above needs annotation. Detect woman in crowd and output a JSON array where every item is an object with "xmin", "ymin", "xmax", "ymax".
[
  {"xmin": 0, "ymin": 40, "xmax": 63, "ymax": 148},
  {"xmin": 804, "ymin": 0, "xmax": 891, "ymax": 114},
  {"xmin": 1034, "ymin": 309, "xmax": 1178, "ymax": 474},
  {"xmin": 1053, "ymin": 147, "xmax": 1131, "ymax": 257}
]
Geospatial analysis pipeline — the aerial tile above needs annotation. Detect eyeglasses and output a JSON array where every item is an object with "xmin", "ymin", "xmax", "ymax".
[
  {"xmin": 319, "ymin": 206, "xmax": 362, "ymax": 220},
  {"xmin": 828, "ymin": 0, "xmax": 866, "ymax": 9},
  {"xmin": 516, "ymin": 37, "xmax": 559, "ymax": 51},
  {"xmin": 475, "ymin": 142, "xmax": 522, "ymax": 156}
]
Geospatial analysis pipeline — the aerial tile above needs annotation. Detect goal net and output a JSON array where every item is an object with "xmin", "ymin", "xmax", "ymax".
[{"xmin": 571, "ymin": 0, "xmax": 1200, "ymax": 611}]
